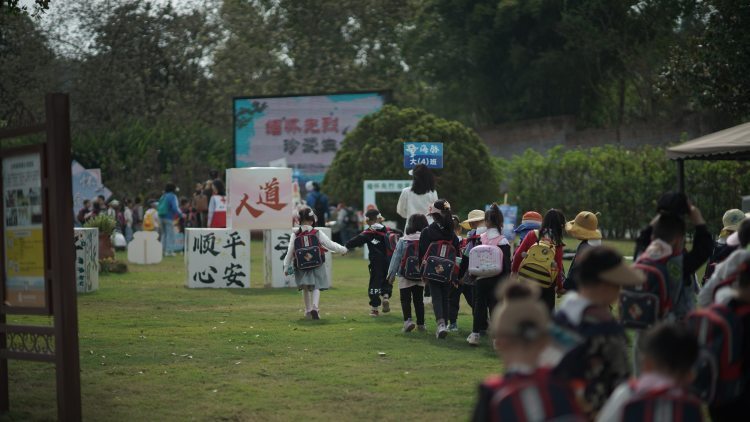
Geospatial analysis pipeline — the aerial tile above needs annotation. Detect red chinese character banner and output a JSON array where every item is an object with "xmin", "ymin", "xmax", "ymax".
[
  {"xmin": 233, "ymin": 92, "xmax": 386, "ymax": 180},
  {"xmin": 227, "ymin": 167, "xmax": 293, "ymax": 229}
]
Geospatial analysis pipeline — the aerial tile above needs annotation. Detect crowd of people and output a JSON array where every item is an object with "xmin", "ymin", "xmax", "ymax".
[{"xmin": 282, "ymin": 164, "xmax": 750, "ymax": 422}]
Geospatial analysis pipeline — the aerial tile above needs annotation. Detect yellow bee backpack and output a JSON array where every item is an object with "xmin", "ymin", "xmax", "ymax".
[{"xmin": 518, "ymin": 230, "xmax": 558, "ymax": 288}]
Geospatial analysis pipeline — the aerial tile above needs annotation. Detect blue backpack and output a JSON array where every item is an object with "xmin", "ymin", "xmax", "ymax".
[
  {"xmin": 622, "ymin": 384, "xmax": 703, "ymax": 422},
  {"xmin": 421, "ymin": 240, "xmax": 457, "ymax": 283},
  {"xmin": 398, "ymin": 239, "xmax": 421, "ymax": 281},
  {"xmin": 686, "ymin": 301, "xmax": 750, "ymax": 405},
  {"xmin": 619, "ymin": 254, "xmax": 681, "ymax": 329},
  {"xmin": 293, "ymin": 229, "xmax": 325, "ymax": 270}
]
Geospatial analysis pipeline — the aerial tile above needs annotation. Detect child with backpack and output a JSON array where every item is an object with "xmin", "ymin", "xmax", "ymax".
[
  {"xmin": 450, "ymin": 210, "xmax": 486, "ymax": 332},
  {"xmin": 689, "ymin": 256, "xmax": 750, "ymax": 421},
  {"xmin": 620, "ymin": 213, "xmax": 689, "ymax": 332},
  {"xmin": 703, "ymin": 209, "xmax": 745, "ymax": 283},
  {"xmin": 511, "ymin": 209, "xmax": 566, "ymax": 311},
  {"xmin": 563, "ymin": 211, "xmax": 602, "ymax": 291},
  {"xmin": 699, "ymin": 218, "xmax": 750, "ymax": 308},
  {"xmin": 346, "ymin": 208, "xmax": 403, "ymax": 317},
  {"xmin": 597, "ymin": 323, "xmax": 703, "ymax": 422},
  {"xmin": 142, "ymin": 200, "xmax": 160, "ymax": 232},
  {"xmin": 419, "ymin": 199, "xmax": 461, "ymax": 339},
  {"xmin": 466, "ymin": 204, "xmax": 511, "ymax": 347},
  {"xmin": 387, "ymin": 213, "xmax": 429, "ymax": 332},
  {"xmin": 471, "ymin": 282, "xmax": 585, "ymax": 422},
  {"xmin": 553, "ymin": 246, "xmax": 645, "ymax": 417},
  {"xmin": 283, "ymin": 207, "xmax": 348, "ymax": 320}
]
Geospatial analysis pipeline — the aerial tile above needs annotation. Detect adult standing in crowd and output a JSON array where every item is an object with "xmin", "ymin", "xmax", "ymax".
[
  {"xmin": 132, "ymin": 196, "xmax": 144, "ymax": 232},
  {"xmin": 305, "ymin": 181, "xmax": 329, "ymax": 227},
  {"xmin": 397, "ymin": 164, "xmax": 438, "ymax": 224},
  {"xmin": 207, "ymin": 179, "xmax": 227, "ymax": 228},
  {"xmin": 123, "ymin": 199, "xmax": 134, "ymax": 242},
  {"xmin": 192, "ymin": 182, "xmax": 209, "ymax": 228},
  {"xmin": 158, "ymin": 183, "xmax": 183, "ymax": 257},
  {"xmin": 77, "ymin": 199, "xmax": 92, "ymax": 225}
]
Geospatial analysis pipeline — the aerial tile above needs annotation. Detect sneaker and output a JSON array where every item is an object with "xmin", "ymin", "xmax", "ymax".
[
  {"xmin": 403, "ymin": 319, "xmax": 416, "ymax": 332},
  {"xmin": 369, "ymin": 309, "xmax": 380, "ymax": 317},
  {"xmin": 382, "ymin": 297, "xmax": 390, "ymax": 313},
  {"xmin": 304, "ymin": 312, "xmax": 312, "ymax": 320},
  {"xmin": 448, "ymin": 323, "xmax": 458, "ymax": 332},
  {"xmin": 436, "ymin": 323, "xmax": 448, "ymax": 339},
  {"xmin": 466, "ymin": 332, "xmax": 481, "ymax": 346},
  {"xmin": 417, "ymin": 325, "xmax": 426, "ymax": 332},
  {"xmin": 311, "ymin": 310, "xmax": 320, "ymax": 320}
]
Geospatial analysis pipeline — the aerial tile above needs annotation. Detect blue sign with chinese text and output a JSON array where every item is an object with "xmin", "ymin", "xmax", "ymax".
[{"xmin": 403, "ymin": 142, "xmax": 443, "ymax": 169}]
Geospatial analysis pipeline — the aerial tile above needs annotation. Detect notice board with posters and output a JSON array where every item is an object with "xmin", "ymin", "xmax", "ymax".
[
  {"xmin": 2, "ymin": 150, "xmax": 48, "ymax": 311},
  {"xmin": 233, "ymin": 91, "xmax": 387, "ymax": 182}
]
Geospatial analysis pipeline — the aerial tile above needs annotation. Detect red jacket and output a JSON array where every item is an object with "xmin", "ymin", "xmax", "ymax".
[{"xmin": 511, "ymin": 229, "xmax": 564, "ymax": 289}]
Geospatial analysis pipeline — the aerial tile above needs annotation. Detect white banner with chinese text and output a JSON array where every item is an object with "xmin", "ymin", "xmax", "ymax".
[
  {"xmin": 227, "ymin": 167, "xmax": 293, "ymax": 230},
  {"xmin": 185, "ymin": 229, "xmax": 251, "ymax": 288},
  {"xmin": 74, "ymin": 228, "xmax": 99, "ymax": 293}
]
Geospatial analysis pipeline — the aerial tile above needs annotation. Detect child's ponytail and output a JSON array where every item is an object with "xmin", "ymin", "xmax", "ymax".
[{"xmin": 485, "ymin": 203, "xmax": 504, "ymax": 230}]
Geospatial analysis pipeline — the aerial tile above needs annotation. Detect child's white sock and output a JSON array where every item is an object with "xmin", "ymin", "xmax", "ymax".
[
  {"xmin": 312, "ymin": 289, "xmax": 320, "ymax": 311},
  {"xmin": 302, "ymin": 288, "xmax": 312, "ymax": 313}
]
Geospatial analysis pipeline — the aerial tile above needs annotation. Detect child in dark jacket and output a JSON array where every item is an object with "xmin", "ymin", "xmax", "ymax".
[
  {"xmin": 466, "ymin": 204, "xmax": 512, "ymax": 347},
  {"xmin": 419, "ymin": 199, "xmax": 461, "ymax": 339},
  {"xmin": 346, "ymin": 208, "xmax": 402, "ymax": 317}
]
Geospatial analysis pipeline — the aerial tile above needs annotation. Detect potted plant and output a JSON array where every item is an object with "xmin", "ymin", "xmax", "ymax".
[{"xmin": 84, "ymin": 214, "xmax": 117, "ymax": 260}]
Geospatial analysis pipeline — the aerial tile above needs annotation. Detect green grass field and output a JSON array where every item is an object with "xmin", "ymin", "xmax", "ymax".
[{"xmin": 2, "ymin": 238, "xmax": 641, "ymax": 421}]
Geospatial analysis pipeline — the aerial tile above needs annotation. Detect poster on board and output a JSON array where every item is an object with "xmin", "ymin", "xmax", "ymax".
[
  {"xmin": 227, "ymin": 167, "xmax": 293, "ymax": 230},
  {"xmin": 3, "ymin": 153, "xmax": 46, "ymax": 308},
  {"xmin": 234, "ymin": 92, "xmax": 386, "ymax": 183}
]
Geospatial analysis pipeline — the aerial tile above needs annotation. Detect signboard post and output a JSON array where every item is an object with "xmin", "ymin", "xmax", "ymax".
[
  {"xmin": 403, "ymin": 142, "xmax": 443, "ymax": 169},
  {"xmin": 0, "ymin": 94, "xmax": 81, "ymax": 420}
]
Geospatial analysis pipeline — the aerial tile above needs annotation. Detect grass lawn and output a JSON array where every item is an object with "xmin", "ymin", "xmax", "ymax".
[
  {"xmin": 4, "ymin": 241, "xmax": 503, "ymax": 421},
  {"xmin": 3, "ymin": 236, "xmax": 668, "ymax": 421}
]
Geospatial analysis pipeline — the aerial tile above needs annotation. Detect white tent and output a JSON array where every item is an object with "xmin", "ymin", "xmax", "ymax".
[{"xmin": 667, "ymin": 120, "xmax": 750, "ymax": 191}]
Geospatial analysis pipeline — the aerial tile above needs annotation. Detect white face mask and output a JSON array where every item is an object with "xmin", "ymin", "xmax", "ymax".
[{"xmin": 475, "ymin": 226, "xmax": 488, "ymax": 235}]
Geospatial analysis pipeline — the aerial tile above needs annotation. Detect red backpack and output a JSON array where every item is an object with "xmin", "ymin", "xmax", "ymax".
[
  {"xmin": 293, "ymin": 229, "xmax": 325, "ymax": 270},
  {"xmin": 622, "ymin": 384, "xmax": 704, "ymax": 422},
  {"xmin": 490, "ymin": 369, "xmax": 586, "ymax": 422},
  {"xmin": 686, "ymin": 301, "xmax": 750, "ymax": 405},
  {"xmin": 398, "ymin": 239, "xmax": 422, "ymax": 281},
  {"xmin": 421, "ymin": 240, "xmax": 457, "ymax": 283}
]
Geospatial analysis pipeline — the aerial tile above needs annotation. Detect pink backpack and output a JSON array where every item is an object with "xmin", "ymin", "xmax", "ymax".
[{"xmin": 468, "ymin": 232, "xmax": 504, "ymax": 277}]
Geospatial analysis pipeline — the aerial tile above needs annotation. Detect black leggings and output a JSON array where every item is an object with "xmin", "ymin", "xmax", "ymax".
[
  {"xmin": 449, "ymin": 282, "xmax": 474, "ymax": 325},
  {"xmin": 472, "ymin": 276, "xmax": 502, "ymax": 333},
  {"xmin": 429, "ymin": 280, "xmax": 450, "ymax": 323},
  {"xmin": 541, "ymin": 286, "xmax": 555, "ymax": 311},
  {"xmin": 400, "ymin": 285, "xmax": 425, "ymax": 325}
]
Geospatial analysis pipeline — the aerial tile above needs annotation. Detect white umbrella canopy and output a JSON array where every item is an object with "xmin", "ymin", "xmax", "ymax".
[{"xmin": 667, "ymin": 121, "xmax": 750, "ymax": 160}]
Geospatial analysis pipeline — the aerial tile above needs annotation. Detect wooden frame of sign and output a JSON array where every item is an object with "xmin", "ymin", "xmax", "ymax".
[{"xmin": 0, "ymin": 94, "xmax": 82, "ymax": 420}]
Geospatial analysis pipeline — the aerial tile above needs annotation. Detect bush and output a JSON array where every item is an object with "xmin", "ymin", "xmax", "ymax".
[
  {"xmin": 84, "ymin": 214, "xmax": 117, "ymax": 236},
  {"xmin": 499, "ymin": 145, "xmax": 750, "ymax": 238},
  {"xmin": 324, "ymin": 105, "xmax": 501, "ymax": 217}
]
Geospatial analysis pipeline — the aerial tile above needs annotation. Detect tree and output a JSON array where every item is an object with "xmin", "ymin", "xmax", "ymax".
[
  {"xmin": 323, "ymin": 105, "xmax": 501, "ymax": 218},
  {"xmin": 0, "ymin": 11, "xmax": 58, "ymax": 127},
  {"xmin": 661, "ymin": 0, "xmax": 750, "ymax": 120},
  {"xmin": 68, "ymin": 0, "xmax": 221, "ymax": 130}
]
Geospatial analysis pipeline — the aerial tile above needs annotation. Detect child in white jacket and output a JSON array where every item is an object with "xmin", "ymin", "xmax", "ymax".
[{"xmin": 283, "ymin": 207, "xmax": 347, "ymax": 320}]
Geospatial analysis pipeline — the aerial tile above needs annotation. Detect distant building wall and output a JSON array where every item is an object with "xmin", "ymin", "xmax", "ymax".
[{"xmin": 478, "ymin": 114, "xmax": 720, "ymax": 159}]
